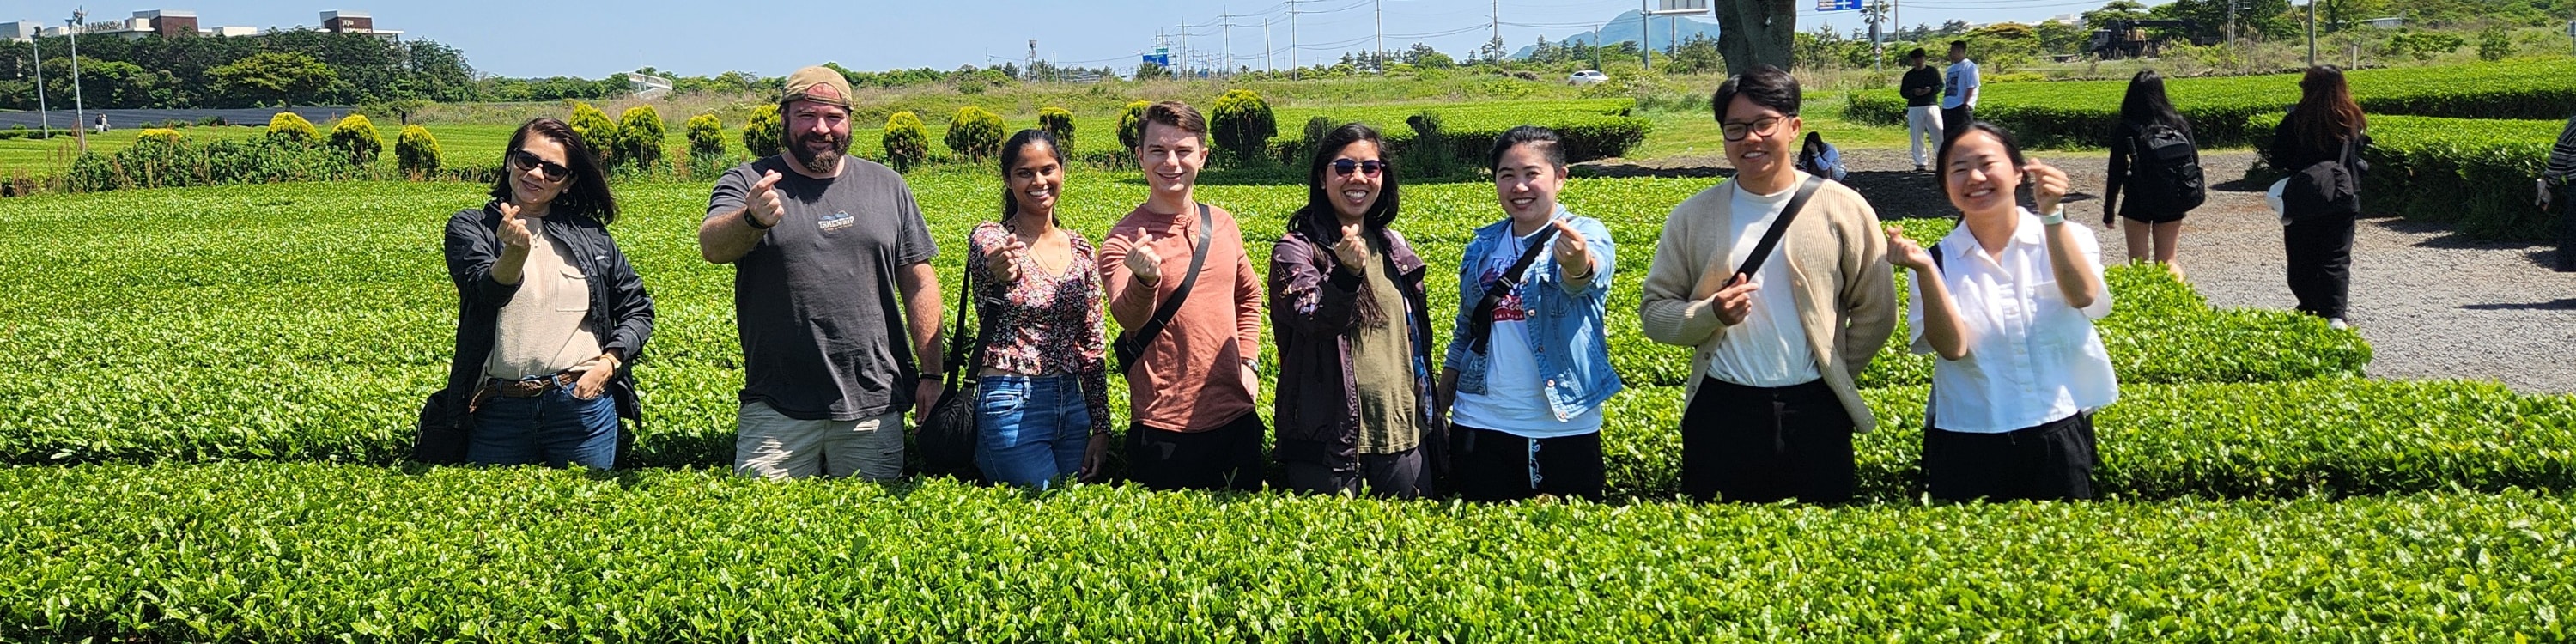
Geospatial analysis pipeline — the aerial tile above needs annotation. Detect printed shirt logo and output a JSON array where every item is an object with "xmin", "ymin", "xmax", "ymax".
[
  {"xmin": 1476, "ymin": 253, "xmax": 1530, "ymax": 323},
  {"xmin": 817, "ymin": 210, "xmax": 854, "ymax": 233}
]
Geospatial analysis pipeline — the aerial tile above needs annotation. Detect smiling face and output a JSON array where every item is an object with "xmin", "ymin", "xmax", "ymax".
[
  {"xmin": 1720, "ymin": 94, "xmax": 1801, "ymax": 185},
  {"xmin": 1942, "ymin": 129, "xmax": 2024, "ymax": 217},
  {"xmin": 784, "ymin": 100, "xmax": 851, "ymax": 174},
  {"xmin": 1492, "ymin": 143, "xmax": 1566, "ymax": 225},
  {"xmin": 507, "ymin": 134, "xmax": 573, "ymax": 209},
  {"xmin": 1135, "ymin": 120, "xmax": 1206, "ymax": 197},
  {"xmin": 1323, "ymin": 140, "xmax": 1385, "ymax": 222},
  {"xmin": 1006, "ymin": 140, "xmax": 1064, "ymax": 218}
]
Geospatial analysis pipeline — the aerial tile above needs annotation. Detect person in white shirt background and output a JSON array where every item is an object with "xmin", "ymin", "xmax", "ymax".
[
  {"xmin": 1938, "ymin": 40, "xmax": 1981, "ymax": 152},
  {"xmin": 1886, "ymin": 121, "xmax": 2118, "ymax": 503}
]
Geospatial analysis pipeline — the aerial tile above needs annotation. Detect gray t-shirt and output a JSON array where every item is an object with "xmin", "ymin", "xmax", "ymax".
[{"xmin": 707, "ymin": 155, "xmax": 938, "ymax": 421}]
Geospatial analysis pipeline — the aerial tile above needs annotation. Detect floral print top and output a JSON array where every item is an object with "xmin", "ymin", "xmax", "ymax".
[{"xmin": 966, "ymin": 219, "xmax": 1112, "ymax": 435}]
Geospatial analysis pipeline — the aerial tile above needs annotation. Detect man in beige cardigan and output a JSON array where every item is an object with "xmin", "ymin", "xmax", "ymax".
[{"xmin": 1639, "ymin": 65, "xmax": 1898, "ymax": 504}]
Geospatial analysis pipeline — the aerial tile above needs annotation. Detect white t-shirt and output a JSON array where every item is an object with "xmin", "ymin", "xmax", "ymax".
[
  {"xmin": 1908, "ymin": 209, "xmax": 2119, "ymax": 433},
  {"xmin": 1703, "ymin": 179, "xmax": 1821, "ymax": 387},
  {"xmin": 1941, "ymin": 59, "xmax": 1981, "ymax": 110},
  {"xmin": 1449, "ymin": 226, "xmax": 1603, "ymax": 439}
]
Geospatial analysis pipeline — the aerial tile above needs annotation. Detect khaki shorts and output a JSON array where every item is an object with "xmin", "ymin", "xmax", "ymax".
[{"xmin": 734, "ymin": 401, "xmax": 906, "ymax": 481}]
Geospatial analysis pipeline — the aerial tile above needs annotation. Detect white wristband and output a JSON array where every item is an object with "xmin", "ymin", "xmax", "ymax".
[{"xmin": 2039, "ymin": 208, "xmax": 2067, "ymax": 226}]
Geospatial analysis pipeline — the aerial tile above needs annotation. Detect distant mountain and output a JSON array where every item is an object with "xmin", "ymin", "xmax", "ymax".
[{"xmin": 1512, "ymin": 10, "xmax": 1722, "ymax": 60}]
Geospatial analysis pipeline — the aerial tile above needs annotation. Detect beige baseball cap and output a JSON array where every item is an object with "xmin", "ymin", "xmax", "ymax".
[{"xmin": 781, "ymin": 65, "xmax": 854, "ymax": 109}]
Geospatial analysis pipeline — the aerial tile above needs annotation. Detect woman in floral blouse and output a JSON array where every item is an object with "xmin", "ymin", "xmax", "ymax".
[{"xmin": 965, "ymin": 129, "xmax": 1113, "ymax": 488}]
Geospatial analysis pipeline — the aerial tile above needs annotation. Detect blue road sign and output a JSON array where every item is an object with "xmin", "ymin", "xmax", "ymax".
[{"xmin": 1817, "ymin": 0, "xmax": 1862, "ymax": 10}]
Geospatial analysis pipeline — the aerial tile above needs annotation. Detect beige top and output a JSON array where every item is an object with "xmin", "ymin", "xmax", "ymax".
[
  {"xmin": 485, "ymin": 224, "xmax": 602, "ymax": 380},
  {"xmin": 1637, "ymin": 171, "xmax": 1899, "ymax": 431}
]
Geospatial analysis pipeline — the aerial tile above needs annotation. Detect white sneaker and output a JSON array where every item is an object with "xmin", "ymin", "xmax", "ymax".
[{"xmin": 2328, "ymin": 318, "xmax": 2350, "ymax": 331}]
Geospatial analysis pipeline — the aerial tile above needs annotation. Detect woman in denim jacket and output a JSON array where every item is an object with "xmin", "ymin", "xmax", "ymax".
[{"xmin": 1436, "ymin": 125, "xmax": 1622, "ymax": 501}]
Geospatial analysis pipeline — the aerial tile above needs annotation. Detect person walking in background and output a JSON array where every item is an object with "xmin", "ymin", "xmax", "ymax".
[
  {"xmin": 964, "ymin": 129, "xmax": 1112, "ymax": 488},
  {"xmin": 1098, "ymin": 100, "xmax": 1267, "ymax": 492},
  {"xmin": 1270, "ymin": 123, "xmax": 1441, "ymax": 499},
  {"xmin": 1640, "ymin": 65, "xmax": 1896, "ymax": 505},
  {"xmin": 1887, "ymin": 121, "xmax": 2117, "ymax": 502},
  {"xmin": 699, "ymin": 66, "xmax": 945, "ymax": 480},
  {"xmin": 2269, "ymin": 65, "xmax": 2370, "ymax": 331},
  {"xmin": 1437, "ymin": 125, "xmax": 1621, "ymax": 502},
  {"xmin": 435, "ymin": 117, "xmax": 654, "ymax": 469},
  {"xmin": 1900, "ymin": 48, "xmax": 1945, "ymax": 172},
  {"xmin": 2102, "ymin": 70, "xmax": 2205, "ymax": 277},
  {"xmin": 1940, "ymin": 40, "xmax": 1981, "ymax": 149},
  {"xmin": 2542, "ymin": 114, "xmax": 2576, "ymax": 271}
]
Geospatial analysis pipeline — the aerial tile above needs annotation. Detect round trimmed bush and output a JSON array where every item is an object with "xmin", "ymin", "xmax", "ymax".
[
  {"xmin": 944, "ymin": 106, "xmax": 1005, "ymax": 161},
  {"xmin": 615, "ymin": 106, "xmax": 665, "ymax": 170},
  {"xmin": 684, "ymin": 113, "xmax": 725, "ymax": 157},
  {"xmin": 326, "ymin": 114, "xmax": 383, "ymax": 167},
  {"xmin": 396, "ymin": 125, "xmax": 441, "ymax": 178},
  {"xmin": 264, "ymin": 112, "xmax": 318, "ymax": 146},
  {"xmin": 565, "ymin": 101, "xmax": 621, "ymax": 167},
  {"xmin": 883, "ymin": 112, "xmax": 930, "ymax": 173},
  {"xmin": 1115, "ymin": 100, "xmax": 1151, "ymax": 150},
  {"xmin": 741, "ymin": 104, "xmax": 782, "ymax": 157},
  {"xmin": 1037, "ymin": 106, "xmax": 1076, "ymax": 150},
  {"xmin": 1209, "ymin": 89, "xmax": 1277, "ymax": 165}
]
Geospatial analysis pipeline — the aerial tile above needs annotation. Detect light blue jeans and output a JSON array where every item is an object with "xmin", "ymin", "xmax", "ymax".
[{"xmin": 975, "ymin": 374, "xmax": 1092, "ymax": 489}]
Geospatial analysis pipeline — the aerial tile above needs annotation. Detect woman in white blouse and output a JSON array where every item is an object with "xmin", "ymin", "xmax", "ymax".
[{"xmin": 1886, "ymin": 121, "xmax": 2118, "ymax": 502}]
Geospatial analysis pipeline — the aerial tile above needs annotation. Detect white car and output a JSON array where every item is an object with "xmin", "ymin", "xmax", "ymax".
[{"xmin": 1568, "ymin": 70, "xmax": 1609, "ymax": 86}]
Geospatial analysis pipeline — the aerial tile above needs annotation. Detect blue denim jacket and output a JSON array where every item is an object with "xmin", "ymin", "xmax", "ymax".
[{"xmin": 1443, "ymin": 207, "xmax": 1623, "ymax": 421}]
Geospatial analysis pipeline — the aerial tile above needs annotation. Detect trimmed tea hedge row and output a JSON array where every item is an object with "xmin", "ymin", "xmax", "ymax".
[
  {"xmin": 2250, "ymin": 112, "xmax": 2567, "ymax": 240},
  {"xmin": 1846, "ymin": 58, "xmax": 2576, "ymax": 148},
  {"xmin": 3, "ymin": 463, "xmax": 2571, "ymax": 642},
  {"xmin": 1264, "ymin": 98, "xmax": 1650, "ymax": 165},
  {"xmin": 1603, "ymin": 378, "xmax": 2576, "ymax": 501}
]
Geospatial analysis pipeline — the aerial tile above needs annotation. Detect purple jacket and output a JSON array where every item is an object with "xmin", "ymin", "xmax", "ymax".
[{"xmin": 1267, "ymin": 212, "xmax": 1443, "ymax": 471}]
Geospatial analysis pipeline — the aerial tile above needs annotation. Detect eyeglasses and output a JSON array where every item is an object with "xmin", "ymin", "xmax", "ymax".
[
  {"xmin": 1331, "ymin": 158, "xmax": 1388, "ymax": 177},
  {"xmin": 509, "ymin": 150, "xmax": 571, "ymax": 181},
  {"xmin": 1720, "ymin": 116, "xmax": 1793, "ymax": 142}
]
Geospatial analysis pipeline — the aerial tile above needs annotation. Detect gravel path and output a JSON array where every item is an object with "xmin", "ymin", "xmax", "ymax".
[{"xmin": 1583, "ymin": 148, "xmax": 2576, "ymax": 393}]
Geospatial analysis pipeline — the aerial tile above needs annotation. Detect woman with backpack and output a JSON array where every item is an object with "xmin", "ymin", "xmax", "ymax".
[
  {"xmin": 2101, "ymin": 70, "xmax": 2202, "ymax": 276},
  {"xmin": 2269, "ymin": 65, "xmax": 2370, "ymax": 331}
]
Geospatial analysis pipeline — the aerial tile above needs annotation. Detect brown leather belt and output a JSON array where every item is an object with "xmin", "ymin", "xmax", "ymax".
[{"xmin": 469, "ymin": 371, "xmax": 580, "ymax": 413}]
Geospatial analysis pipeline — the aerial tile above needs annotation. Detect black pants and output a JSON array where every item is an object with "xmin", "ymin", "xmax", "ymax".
[
  {"xmin": 1449, "ymin": 425, "xmax": 1603, "ymax": 502},
  {"xmin": 1284, "ymin": 447, "xmax": 1431, "ymax": 499},
  {"xmin": 2556, "ymin": 182, "xmax": 2575, "ymax": 272},
  {"xmin": 2283, "ymin": 212, "xmax": 2357, "ymax": 319},
  {"xmin": 1922, "ymin": 413, "xmax": 2099, "ymax": 502},
  {"xmin": 1125, "ymin": 411, "xmax": 1266, "ymax": 491},
  {"xmin": 1940, "ymin": 105, "xmax": 1974, "ymax": 149},
  {"xmin": 1680, "ymin": 378, "xmax": 1856, "ymax": 504}
]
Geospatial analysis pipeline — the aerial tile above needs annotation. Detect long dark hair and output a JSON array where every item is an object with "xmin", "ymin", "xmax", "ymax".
[
  {"xmin": 488, "ymin": 117, "xmax": 617, "ymax": 225},
  {"xmin": 1297, "ymin": 121, "xmax": 1400, "ymax": 325},
  {"xmin": 998, "ymin": 128, "xmax": 1066, "ymax": 222},
  {"xmin": 1798, "ymin": 131, "xmax": 1830, "ymax": 171},
  {"xmin": 2288, "ymin": 65, "xmax": 2366, "ymax": 151},
  {"xmin": 2120, "ymin": 70, "xmax": 2190, "ymax": 137}
]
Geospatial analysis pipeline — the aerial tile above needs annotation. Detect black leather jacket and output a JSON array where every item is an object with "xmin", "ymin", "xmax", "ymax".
[{"xmin": 437, "ymin": 202, "xmax": 654, "ymax": 432}]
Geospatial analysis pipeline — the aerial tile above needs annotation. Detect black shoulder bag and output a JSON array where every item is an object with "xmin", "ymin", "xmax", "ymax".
[
  {"xmin": 1113, "ymin": 204, "xmax": 1213, "ymax": 372},
  {"xmin": 1464, "ymin": 224, "xmax": 1558, "ymax": 354},
  {"xmin": 917, "ymin": 243, "xmax": 987, "ymax": 477},
  {"xmin": 1732, "ymin": 175, "xmax": 1826, "ymax": 283}
]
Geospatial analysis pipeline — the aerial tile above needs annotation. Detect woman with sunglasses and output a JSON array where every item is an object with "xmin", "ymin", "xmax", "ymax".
[
  {"xmin": 1269, "ymin": 122, "xmax": 1441, "ymax": 498},
  {"xmin": 434, "ymin": 117, "xmax": 655, "ymax": 469}
]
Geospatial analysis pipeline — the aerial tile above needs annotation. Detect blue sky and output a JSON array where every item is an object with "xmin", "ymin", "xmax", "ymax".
[{"xmin": 0, "ymin": 0, "xmax": 2093, "ymax": 77}]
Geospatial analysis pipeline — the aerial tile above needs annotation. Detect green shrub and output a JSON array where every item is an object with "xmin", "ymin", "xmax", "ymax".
[
  {"xmin": 683, "ymin": 113, "xmax": 725, "ymax": 157},
  {"xmin": 943, "ymin": 106, "xmax": 1005, "ymax": 161},
  {"xmin": 1115, "ymin": 100, "xmax": 1151, "ymax": 150},
  {"xmin": 2251, "ymin": 112, "xmax": 2565, "ymax": 240},
  {"xmin": 1400, "ymin": 112, "xmax": 1458, "ymax": 179},
  {"xmin": 1209, "ymin": 88, "xmax": 1279, "ymax": 165},
  {"xmin": 263, "ymin": 112, "xmax": 317, "ymax": 146},
  {"xmin": 395, "ymin": 125, "xmax": 441, "ymax": 177},
  {"xmin": 614, "ymin": 105, "xmax": 666, "ymax": 170},
  {"xmin": 1262, "ymin": 99, "xmax": 1648, "ymax": 164},
  {"xmin": 1036, "ymin": 106, "xmax": 1076, "ymax": 149},
  {"xmin": 565, "ymin": 101, "xmax": 621, "ymax": 167},
  {"xmin": 882, "ymin": 111, "xmax": 931, "ymax": 173},
  {"xmin": 740, "ymin": 103, "xmax": 783, "ymax": 157},
  {"xmin": 2476, "ymin": 26, "xmax": 2513, "ymax": 61},
  {"xmin": 325, "ymin": 114, "xmax": 382, "ymax": 167}
]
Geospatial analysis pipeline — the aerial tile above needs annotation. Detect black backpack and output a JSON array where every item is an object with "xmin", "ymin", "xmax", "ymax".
[
  {"xmin": 2124, "ymin": 122, "xmax": 2206, "ymax": 213},
  {"xmin": 2283, "ymin": 134, "xmax": 2363, "ymax": 221}
]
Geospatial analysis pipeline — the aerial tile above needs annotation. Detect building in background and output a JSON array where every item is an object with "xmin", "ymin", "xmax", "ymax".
[{"xmin": 320, "ymin": 10, "xmax": 401, "ymax": 41}]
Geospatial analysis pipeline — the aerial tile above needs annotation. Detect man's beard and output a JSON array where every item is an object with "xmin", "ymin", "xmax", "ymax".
[{"xmin": 789, "ymin": 131, "xmax": 847, "ymax": 174}]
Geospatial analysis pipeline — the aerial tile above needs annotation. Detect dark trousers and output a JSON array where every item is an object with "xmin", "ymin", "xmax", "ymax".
[
  {"xmin": 1449, "ymin": 425, "xmax": 1603, "ymax": 502},
  {"xmin": 2283, "ymin": 212, "xmax": 2357, "ymax": 319},
  {"xmin": 1125, "ymin": 411, "xmax": 1266, "ymax": 491},
  {"xmin": 1940, "ymin": 105, "xmax": 1974, "ymax": 149},
  {"xmin": 1922, "ymin": 413, "xmax": 2100, "ymax": 502},
  {"xmin": 2557, "ymin": 183, "xmax": 2575, "ymax": 272},
  {"xmin": 1284, "ymin": 447, "xmax": 1431, "ymax": 499},
  {"xmin": 1680, "ymin": 378, "xmax": 1856, "ymax": 504}
]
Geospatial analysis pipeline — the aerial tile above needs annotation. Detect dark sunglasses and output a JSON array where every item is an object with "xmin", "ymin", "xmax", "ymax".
[
  {"xmin": 509, "ymin": 150, "xmax": 572, "ymax": 181},
  {"xmin": 1330, "ymin": 158, "xmax": 1388, "ymax": 177}
]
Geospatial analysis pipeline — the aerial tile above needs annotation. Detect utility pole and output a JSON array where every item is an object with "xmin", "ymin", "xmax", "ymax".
[
  {"xmin": 1289, "ymin": 0, "xmax": 1298, "ymax": 73},
  {"xmin": 2306, "ymin": 0, "xmax": 2317, "ymax": 67},
  {"xmin": 67, "ymin": 9, "xmax": 85, "ymax": 151},
  {"xmin": 2227, "ymin": 0, "xmax": 2239, "ymax": 54},
  {"xmin": 1374, "ymin": 0, "xmax": 1383, "ymax": 71},
  {"xmin": 30, "ymin": 34, "xmax": 47, "ymax": 138},
  {"xmin": 1641, "ymin": 0, "xmax": 1652, "ymax": 71},
  {"xmin": 1491, "ymin": 0, "xmax": 1501, "ymax": 54},
  {"xmin": 1180, "ymin": 16, "xmax": 1189, "ymax": 79},
  {"xmin": 1221, "ymin": 7, "xmax": 1232, "ymax": 76},
  {"xmin": 1265, "ymin": 17, "xmax": 1273, "ymax": 73}
]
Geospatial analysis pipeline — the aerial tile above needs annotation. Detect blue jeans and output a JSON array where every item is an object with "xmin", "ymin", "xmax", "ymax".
[
  {"xmin": 468, "ymin": 380, "xmax": 619, "ymax": 469},
  {"xmin": 975, "ymin": 374, "xmax": 1091, "ymax": 489}
]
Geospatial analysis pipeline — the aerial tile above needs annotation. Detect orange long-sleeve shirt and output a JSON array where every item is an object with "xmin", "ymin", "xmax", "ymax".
[{"xmin": 1097, "ymin": 203, "xmax": 1264, "ymax": 433}]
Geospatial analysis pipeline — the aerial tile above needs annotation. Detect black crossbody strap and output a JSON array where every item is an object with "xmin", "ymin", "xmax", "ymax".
[
  {"xmin": 1115, "ymin": 204, "xmax": 1213, "ymax": 370},
  {"xmin": 1734, "ymin": 174, "xmax": 1826, "ymax": 282},
  {"xmin": 1466, "ymin": 222, "xmax": 1561, "ymax": 354},
  {"xmin": 939, "ymin": 235, "xmax": 982, "ymax": 390}
]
